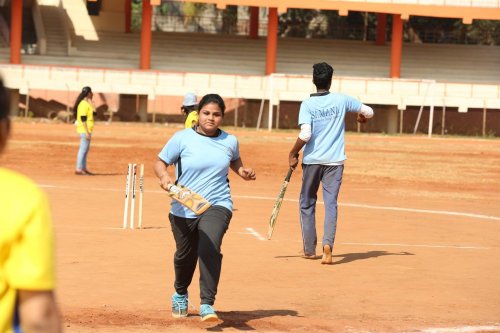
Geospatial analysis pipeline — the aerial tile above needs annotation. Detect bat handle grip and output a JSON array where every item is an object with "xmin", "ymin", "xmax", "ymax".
[
  {"xmin": 285, "ymin": 167, "xmax": 294, "ymax": 182},
  {"xmin": 167, "ymin": 184, "xmax": 180, "ymax": 194}
]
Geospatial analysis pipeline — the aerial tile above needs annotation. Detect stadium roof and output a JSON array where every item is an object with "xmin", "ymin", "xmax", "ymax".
[{"xmin": 175, "ymin": 0, "xmax": 500, "ymax": 22}]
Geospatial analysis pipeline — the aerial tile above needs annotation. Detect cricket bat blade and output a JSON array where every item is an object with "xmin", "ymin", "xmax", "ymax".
[
  {"xmin": 267, "ymin": 168, "xmax": 294, "ymax": 240},
  {"xmin": 167, "ymin": 184, "xmax": 211, "ymax": 215}
]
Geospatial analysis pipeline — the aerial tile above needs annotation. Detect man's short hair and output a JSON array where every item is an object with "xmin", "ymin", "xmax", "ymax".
[{"xmin": 312, "ymin": 62, "xmax": 334, "ymax": 90}]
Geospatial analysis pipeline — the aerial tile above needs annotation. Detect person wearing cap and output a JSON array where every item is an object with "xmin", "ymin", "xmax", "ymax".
[
  {"xmin": 181, "ymin": 92, "xmax": 199, "ymax": 129},
  {"xmin": 73, "ymin": 86, "xmax": 95, "ymax": 175}
]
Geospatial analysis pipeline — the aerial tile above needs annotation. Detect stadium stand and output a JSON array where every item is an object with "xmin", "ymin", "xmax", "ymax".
[
  {"xmin": 0, "ymin": 0, "xmax": 498, "ymax": 134},
  {"xmin": 2, "ymin": 30, "xmax": 498, "ymax": 84}
]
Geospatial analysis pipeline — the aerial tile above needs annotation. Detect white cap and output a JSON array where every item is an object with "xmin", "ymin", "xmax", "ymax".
[{"xmin": 182, "ymin": 92, "xmax": 197, "ymax": 107}]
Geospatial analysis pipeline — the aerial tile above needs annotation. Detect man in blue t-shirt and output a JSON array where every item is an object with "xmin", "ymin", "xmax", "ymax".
[{"xmin": 289, "ymin": 62, "xmax": 374, "ymax": 264}]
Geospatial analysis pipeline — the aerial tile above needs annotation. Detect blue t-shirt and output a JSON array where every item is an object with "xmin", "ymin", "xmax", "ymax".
[
  {"xmin": 158, "ymin": 128, "xmax": 240, "ymax": 218},
  {"xmin": 298, "ymin": 93, "xmax": 361, "ymax": 164}
]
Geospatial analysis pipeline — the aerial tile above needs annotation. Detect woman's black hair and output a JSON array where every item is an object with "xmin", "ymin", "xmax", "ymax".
[
  {"xmin": 198, "ymin": 94, "xmax": 226, "ymax": 115},
  {"xmin": 0, "ymin": 79, "xmax": 9, "ymax": 121},
  {"xmin": 72, "ymin": 86, "xmax": 92, "ymax": 116}
]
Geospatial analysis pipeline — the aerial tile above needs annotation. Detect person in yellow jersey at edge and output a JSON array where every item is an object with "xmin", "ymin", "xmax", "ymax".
[
  {"xmin": 74, "ymin": 86, "xmax": 95, "ymax": 175},
  {"xmin": 0, "ymin": 78, "xmax": 62, "ymax": 332},
  {"xmin": 181, "ymin": 92, "xmax": 199, "ymax": 129}
]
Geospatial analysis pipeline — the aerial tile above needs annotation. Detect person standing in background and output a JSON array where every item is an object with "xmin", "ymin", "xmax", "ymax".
[
  {"xmin": 181, "ymin": 92, "xmax": 199, "ymax": 129},
  {"xmin": 288, "ymin": 62, "xmax": 374, "ymax": 265},
  {"xmin": 0, "ymin": 78, "xmax": 62, "ymax": 333},
  {"xmin": 74, "ymin": 86, "xmax": 95, "ymax": 175}
]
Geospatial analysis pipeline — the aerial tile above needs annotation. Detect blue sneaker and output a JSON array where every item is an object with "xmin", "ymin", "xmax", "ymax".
[
  {"xmin": 171, "ymin": 292, "xmax": 188, "ymax": 318},
  {"xmin": 200, "ymin": 304, "xmax": 218, "ymax": 322}
]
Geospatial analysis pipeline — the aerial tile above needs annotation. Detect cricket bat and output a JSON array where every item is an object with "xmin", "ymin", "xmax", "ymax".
[
  {"xmin": 167, "ymin": 184, "xmax": 211, "ymax": 215},
  {"xmin": 267, "ymin": 168, "xmax": 294, "ymax": 240}
]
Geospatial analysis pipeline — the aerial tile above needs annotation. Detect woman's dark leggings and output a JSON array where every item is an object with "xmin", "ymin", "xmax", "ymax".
[{"xmin": 169, "ymin": 205, "xmax": 232, "ymax": 305}]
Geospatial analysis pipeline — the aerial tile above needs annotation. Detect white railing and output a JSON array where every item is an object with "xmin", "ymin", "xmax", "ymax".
[{"xmin": 1, "ymin": 64, "xmax": 498, "ymax": 121}]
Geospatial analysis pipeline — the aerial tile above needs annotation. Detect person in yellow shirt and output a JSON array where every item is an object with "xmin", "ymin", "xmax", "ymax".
[
  {"xmin": 0, "ymin": 79, "xmax": 61, "ymax": 332},
  {"xmin": 181, "ymin": 92, "xmax": 198, "ymax": 129},
  {"xmin": 74, "ymin": 86, "xmax": 95, "ymax": 175}
]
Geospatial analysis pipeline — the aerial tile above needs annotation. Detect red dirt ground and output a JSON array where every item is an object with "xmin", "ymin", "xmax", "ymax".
[{"xmin": 2, "ymin": 120, "xmax": 500, "ymax": 332}]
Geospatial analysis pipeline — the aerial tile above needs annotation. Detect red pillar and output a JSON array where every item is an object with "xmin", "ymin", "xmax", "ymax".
[
  {"xmin": 10, "ymin": 0, "xmax": 23, "ymax": 64},
  {"xmin": 249, "ymin": 6, "xmax": 259, "ymax": 39},
  {"xmin": 390, "ymin": 14, "xmax": 403, "ymax": 78},
  {"xmin": 125, "ymin": 0, "xmax": 132, "ymax": 33},
  {"xmin": 376, "ymin": 13, "xmax": 387, "ymax": 45},
  {"xmin": 265, "ymin": 7, "xmax": 278, "ymax": 75},
  {"xmin": 140, "ymin": 0, "xmax": 152, "ymax": 70}
]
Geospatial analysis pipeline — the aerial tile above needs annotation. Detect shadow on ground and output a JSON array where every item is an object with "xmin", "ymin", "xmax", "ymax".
[
  {"xmin": 333, "ymin": 251, "xmax": 414, "ymax": 265},
  {"xmin": 275, "ymin": 250, "xmax": 414, "ymax": 264},
  {"xmin": 207, "ymin": 309, "xmax": 299, "ymax": 331}
]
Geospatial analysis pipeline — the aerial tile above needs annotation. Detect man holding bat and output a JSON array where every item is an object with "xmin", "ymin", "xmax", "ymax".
[
  {"xmin": 154, "ymin": 94, "xmax": 256, "ymax": 322},
  {"xmin": 288, "ymin": 62, "xmax": 374, "ymax": 264}
]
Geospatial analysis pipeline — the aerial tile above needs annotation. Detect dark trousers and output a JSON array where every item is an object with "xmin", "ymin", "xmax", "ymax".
[
  {"xmin": 300, "ymin": 164, "xmax": 344, "ymax": 255},
  {"xmin": 169, "ymin": 205, "xmax": 232, "ymax": 306}
]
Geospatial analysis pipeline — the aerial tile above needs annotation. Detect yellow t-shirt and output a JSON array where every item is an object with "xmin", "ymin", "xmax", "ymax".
[
  {"xmin": 184, "ymin": 110, "xmax": 199, "ymax": 129},
  {"xmin": 76, "ymin": 99, "xmax": 94, "ymax": 134},
  {"xmin": 0, "ymin": 168, "xmax": 55, "ymax": 333}
]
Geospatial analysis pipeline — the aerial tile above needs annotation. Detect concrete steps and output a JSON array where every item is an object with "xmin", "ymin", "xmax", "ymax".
[
  {"xmin": 0, "ymin": 30, "xmax": 498, "ymax": 84},
  {"xmin": 40, "ymin": 6, "xmax": 67, "ymax": 56}
]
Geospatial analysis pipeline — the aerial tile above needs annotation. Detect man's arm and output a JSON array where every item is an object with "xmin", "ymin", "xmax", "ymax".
[
  {"xmin": 289, "ymin": 137, "xmax": 306, "ymax": 169},
  {"xmin": 357, "ymin": 104, "xmax": 374, "ymax": 123},
  {"xmin": 18, "ymin": 290, "xmax": 61, "ymax": 333},
  {"xmin": 289, "ymin": 123, "xmax": 311, "ymax": 169}
]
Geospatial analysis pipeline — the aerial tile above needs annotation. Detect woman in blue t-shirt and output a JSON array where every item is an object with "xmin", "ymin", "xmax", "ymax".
[{"xmin": 154, "ymin": 93, "xmax": 256, "ymax": 322}]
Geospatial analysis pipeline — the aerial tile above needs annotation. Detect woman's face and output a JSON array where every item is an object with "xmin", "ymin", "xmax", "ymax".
[
  {"xmin": 197, "ymin": 102, "xmax": 223, "ymax": 136},
  {"xmin": 87, "ymin": 92, "xmax": 93, "ymax": 100}
]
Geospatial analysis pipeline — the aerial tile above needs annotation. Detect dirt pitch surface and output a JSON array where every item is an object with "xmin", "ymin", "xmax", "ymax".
[{"xmin": 2, "ymin": 120, "xmax": 500, "ymax": 333}]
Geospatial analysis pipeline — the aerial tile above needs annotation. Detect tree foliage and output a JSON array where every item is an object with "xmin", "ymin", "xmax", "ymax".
[
  {"xmin": 131, "ymin": 2, "xmax": 499, "ymax": 45},
  {"xmin": 131, "ymin": 0, "xmax": 142, "ymax": 31},
  {"xmin": 408, "ymin": 16, "xmax": 499, "ymax": 45}
]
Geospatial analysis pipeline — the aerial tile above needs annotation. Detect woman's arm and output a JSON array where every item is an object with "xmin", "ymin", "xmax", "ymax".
[
  {"xmin": 230, "ymin": 157, "xmax": 256, "ymax": 181},
  {"xmin": 154, "ymin": 159, "xmax": 174, "ymax": 191},
  {"xmin": 82, "ymin": 120, "xmax": 90, "ymax": 140}
]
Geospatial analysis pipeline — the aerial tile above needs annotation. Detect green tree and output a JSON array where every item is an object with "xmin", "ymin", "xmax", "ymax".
[
  {"xmin": 131, "ymin": 0, "xmax": 142, "ymax": 32},
  {"xmin": 409, "ymin": 16, "xmax": 499, "ymax": 45},
  {"xmin": 278, "ymin": 9, "xmax": 317, "ymax": 37},
  {"xmin": 221, "ymin": 5, "xmax": 238, "ymax": 34},
  {"xmin": 465, "ymin": 20, "xmax": 499, "ymax": 45},
  {"xmin": 133, "ymin": 2, "xmax": 499, "ymax": 45}
]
